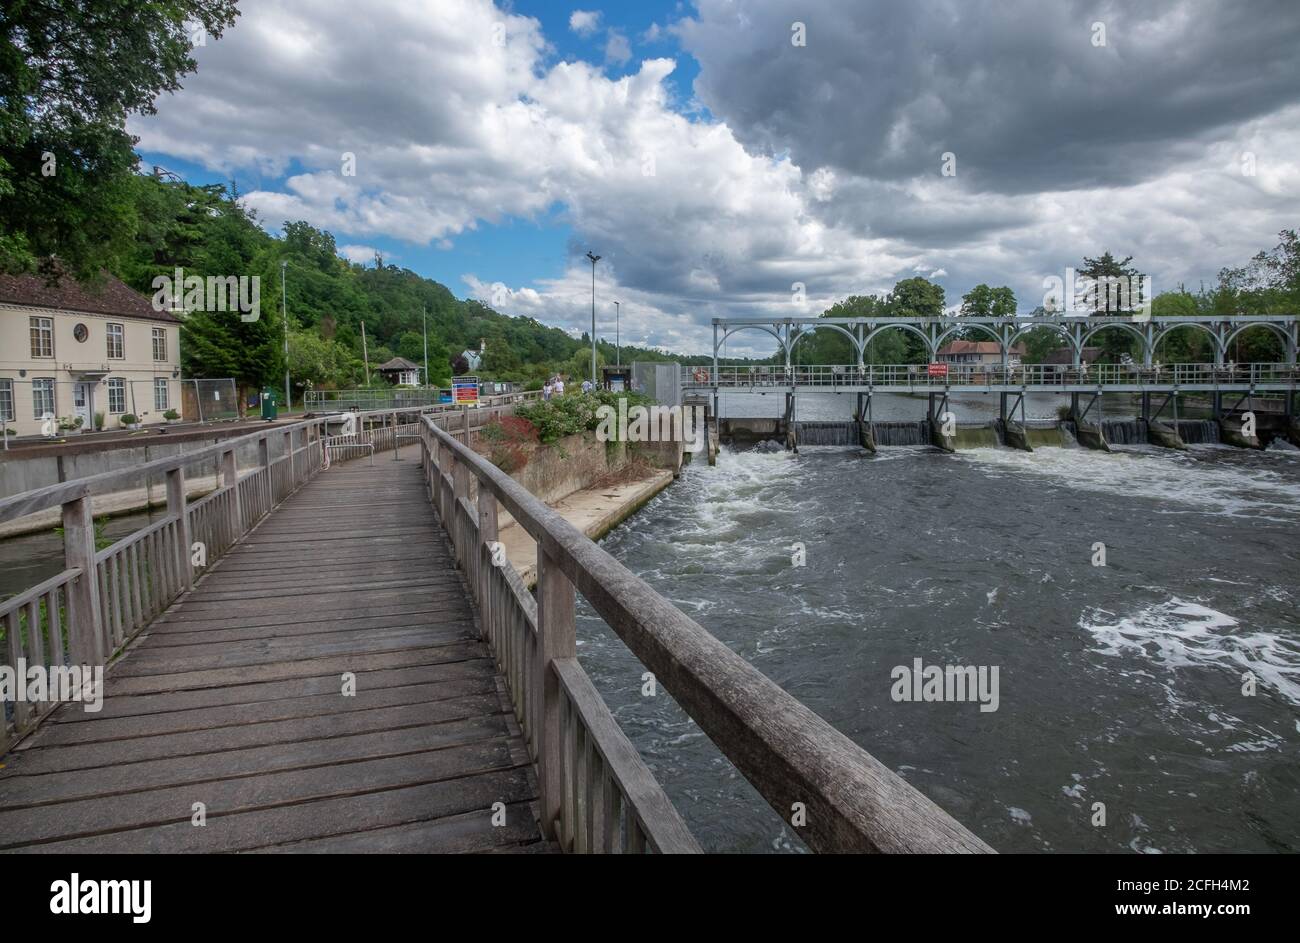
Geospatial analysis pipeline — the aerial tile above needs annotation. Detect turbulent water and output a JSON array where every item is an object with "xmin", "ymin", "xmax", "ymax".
[{"xmin": 576, "ymin": 432, "xmax": 1300, "ymax": 853}]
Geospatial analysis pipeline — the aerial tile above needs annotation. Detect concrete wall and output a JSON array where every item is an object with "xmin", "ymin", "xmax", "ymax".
[
  {"xmin": 511, "ymin": 433, "xmax": 616, "ymax": 505},
  {"xmin": 499, "ymin": 431, "xmax": 683, "ymax": 513},
  {"xmin": 0, "ymin": 428, "xmax": 290, "ymax": 536}
]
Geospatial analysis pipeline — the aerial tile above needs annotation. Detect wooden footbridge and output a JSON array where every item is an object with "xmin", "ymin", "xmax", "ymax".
[{"xmin": 0, "ymin": 401, "xmax": 991, "ymax": 854}]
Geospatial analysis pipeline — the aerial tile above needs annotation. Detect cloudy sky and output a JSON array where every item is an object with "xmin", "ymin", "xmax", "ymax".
[{"xmin": 132, "ymin": 0, "xmax": 1300, "ymax": 356}]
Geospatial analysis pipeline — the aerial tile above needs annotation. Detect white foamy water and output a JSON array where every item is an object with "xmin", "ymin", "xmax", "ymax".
[
  {"xmin": 584, "ymin": 438, "xmax": 1300, "ymax": 853},
  {"xmin": 956, "ymin": 446, "xmax": 1300, "ymax": 521},
  {"xmin": 1082, "ymin": 598, "xmax": 1300, "ymax": 706}
]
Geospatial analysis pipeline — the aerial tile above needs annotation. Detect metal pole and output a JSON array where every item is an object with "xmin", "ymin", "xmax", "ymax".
[
  {"xmin": 361, "ymin": 320, "xmax": 370, "ymax": 385},
  {"xmin": 586, "ymin": 251, "xmax": 600, "ymax": 386},
  {"xmin": 422, "ymin": 306, "xmax": 429, "ymax": 389},
  {"xmin": 282, "ymin": 260, "xmax": 290, "ymax": 412},
  {"xmin": 615, "ymin": 300, "xmax": 620, "ymax": 366}
]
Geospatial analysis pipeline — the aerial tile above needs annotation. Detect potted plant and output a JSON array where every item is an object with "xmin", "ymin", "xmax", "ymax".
[
  {"xmin": 120, "ymin": 413, "xmax": 140, "ymax": 430},
  {"xmin": 57, "ymin": 415, "xmax": 84, "ymax": 435},
  {"xmin": 163, "ymin": 409, "xmax": 180, "ymax": 424},
  {"xmin": 93, "ymin": 411, "xmax": 105, "ymax": 432}
]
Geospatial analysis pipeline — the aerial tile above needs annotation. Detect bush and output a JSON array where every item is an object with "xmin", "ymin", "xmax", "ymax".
[
  {"xmin": 120, "ymin": 413, "xmax": 137, "ymax": 426},
  {"xmin": 163, "ymin": 409, "xmax": 180, "ymax": 420},
  {"xmin": 515, "ymin": 390, "xmax": 657, "ymax": 444},
  {"xmin": 483, "ymin": 415, "xmax": 539, "ymax": 472},
  {"xmin": 515, "ymin": 395, "xmax": 594, "ymax": 443}
]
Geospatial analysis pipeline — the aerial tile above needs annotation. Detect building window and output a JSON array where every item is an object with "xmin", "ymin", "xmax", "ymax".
[
  {"xmin": 107, "ymin": 323, "xmax": 125, "ymax": 359},
  {"xmin": 154, "ymin": 378, "xmax": 169, "ymax": 411},
  {"xmin": 30, "ymin": 317, "xmax": 54, "ymax": 358},
  {"xmin": 0, "ymin": 379, "xmax": 13, "ymax": 422},
  {"xmin": 108, "ymin": 378, "xmax": 126, "ymax": 414},
  {"xmin": 152, "ymin": 326, "xmax": 167, "ymax": 361},
  {"xmin": 33, "ymin": 378, "xmax": 56, "ymax": 418}
]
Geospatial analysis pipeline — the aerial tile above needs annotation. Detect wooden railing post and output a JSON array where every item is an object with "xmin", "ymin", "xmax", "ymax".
[
  {"xmin": 165, "ymin": 467, "xmax": 193, "ymax": 592},
  {"xmin": 258, "ymin": 434, "xmax": 271, "ymax": 513},
  {"xmin": 536, "ymin": 546, "xmax": 576, "ymax": 841},
  {"xmin": 62, "ymin": 494, "xmax": 105, "ymax": 667},
  {"xmin": 476, "ymin": 487, "xmax": 499, "ymax": 624},
  {"xmin": 221, "ymin": 448, "xmax": 241, "ymax": 538},
  {"xmin": 452, "ymin": 458, "xmax": 470, "ymax": 567},
  {"xmin": 282, "ymin": 429, "xmax": 293, "ymax": 495}
]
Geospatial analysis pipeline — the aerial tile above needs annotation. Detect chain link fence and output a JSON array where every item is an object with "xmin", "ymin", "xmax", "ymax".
[
  {"xmin": 181, "ymin": 379, "xmax": 240, "ymax": 423},
  {"xmin": 631, "ymin": 362, "xmax": 681, "ymax": 408}
]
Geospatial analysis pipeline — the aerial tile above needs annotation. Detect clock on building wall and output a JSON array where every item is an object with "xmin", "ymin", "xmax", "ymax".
[{"xmin": 73, "ymin": 323, "xmax": 88, "ymax": 342}]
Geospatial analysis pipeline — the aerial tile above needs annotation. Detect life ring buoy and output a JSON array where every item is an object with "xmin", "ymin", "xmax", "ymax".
[{"xmin": 693, "ymin": 368, "xmax": 710, "ymax": 383}]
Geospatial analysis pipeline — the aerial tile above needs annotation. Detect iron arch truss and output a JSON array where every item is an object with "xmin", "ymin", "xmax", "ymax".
[{"xmin": 1151, "ymin": 321, "xmax": 1225, "ymax": 363}]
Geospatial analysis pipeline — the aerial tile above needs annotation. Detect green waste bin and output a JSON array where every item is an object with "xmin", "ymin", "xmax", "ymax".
[{"xmin": 261, "ymin": 388, "xmax": 278, "ymax": 421}]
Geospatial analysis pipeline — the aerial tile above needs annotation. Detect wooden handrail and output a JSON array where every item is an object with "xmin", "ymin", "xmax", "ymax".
[
  {"xmin": 0, "ymin": 404, "xmax": 446, "ymax": 526},
  {"xmin": 421, "ymin": 415, "xmax": 993, "ymax": 853}
]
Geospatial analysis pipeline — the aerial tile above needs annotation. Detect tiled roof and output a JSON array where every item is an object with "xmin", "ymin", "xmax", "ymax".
[
  {"xmin": 0, "ymin": 266, "xmax": 178, "ymax": 322},
  {"xmin": 935, "ymin": 340, "xmax": 1027, "ymax": 356},
  {"xmin": 377, "ymin": 357, "xmax": 420, "ymax": 371}
]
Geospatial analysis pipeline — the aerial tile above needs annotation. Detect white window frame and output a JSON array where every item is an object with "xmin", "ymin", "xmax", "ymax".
[
  {"xmin": 107, "ymin": 377, "xmax": 126, "ymax": 414},
  {"xmin": 152, "ymin": 326, "xmax": 167, "ymax": 361},
  {"xmin": 107, "ymin": 322, "xmax": 125, "ymax": 359},
  {"xmin": 154, "ymin": 377, "xmax": 169, "ymax": 411},
  {"xmin": 0, "ymin": 379, "xmax": 13, "ymax": 422},
  {"xmin": 30, "ymin": 317, "xmax": 54, "ymax": 358},
  {"xmin": 33, "ymin": 378, "xmax": 56, "ymax": 418}
]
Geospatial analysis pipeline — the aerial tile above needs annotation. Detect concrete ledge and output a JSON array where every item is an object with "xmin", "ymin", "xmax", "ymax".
[
  {"xmin": 857, "ymin": 420, "xmax": 876, "ymax": 453},
  {"xmin": 1218, "ymin": 418, "xmax": 1264, "ymax": 449},
  {"xmin": 929, "ymin": 417, "xmax": 955, "ymax": 452},
  {"xmin": 498, "ymin": 470, "xmax": 675, "ymax": 588},
  {"xmin": 1147, "ymin": 420, "xmax": 1188, "ymax": 450},
  {"xmin": 1074, "ymin": 421, "xmax": 1110, "ymax": 451},
  {"xmin": 1000, "ymin": 420, "xmax": 1032, "ymax": 452}
]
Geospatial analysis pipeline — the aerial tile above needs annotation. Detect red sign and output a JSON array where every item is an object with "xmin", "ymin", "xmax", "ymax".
[{"xmin": 927, "ymin": 362, "xmax": 948, "ymax": 378}]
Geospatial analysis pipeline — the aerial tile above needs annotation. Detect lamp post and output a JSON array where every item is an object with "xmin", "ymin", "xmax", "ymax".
[
  {"xmin": 281, "ymin": 260, "xmax": 290, "ymax": 411},
  {"xmin": 422, "ymin": 305, "xmax": 429, "ymax": 388},
  {"xmin": 614, "ymin": 300, "xmax": 620, "ymax": 366},
  {"xmin": 586, "ymin": 251, "xmax": 601, "ymax": 386}
]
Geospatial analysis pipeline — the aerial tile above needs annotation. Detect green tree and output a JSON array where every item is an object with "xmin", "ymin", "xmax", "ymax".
[
  {"xmin": 1078, "ymin": 251, "xmax": 1143, "ymax": 316},
  {"xmin": 0, "ymin": 1, "xmax": 240, "ymax": 277},
  {"xmin": 286, "ymin": 330, "xmax": 360, "ymax": 391}
]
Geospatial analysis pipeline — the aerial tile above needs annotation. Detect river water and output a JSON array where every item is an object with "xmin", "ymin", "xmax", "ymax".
[{"xmin": 576, "ymin": 396, "xmax": 1300, "ymax": 853}]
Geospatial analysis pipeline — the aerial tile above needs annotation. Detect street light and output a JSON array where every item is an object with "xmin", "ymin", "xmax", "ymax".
[
  {"xmin": 281, "ymin": 260, "xmax": 290, "ymax": 411},
  {"xmin": 586, "ymin": 251, "xmax": 601, "ymax": 386},
  {"xmin": 614, "ymin": 300, "xmax": 620, "ymax": 366}
]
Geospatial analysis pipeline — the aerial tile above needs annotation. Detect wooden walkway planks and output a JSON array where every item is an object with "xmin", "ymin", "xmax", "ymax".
[{"xmin": 0, "ymin": 448, "xmax": 553, "ymax": 854}]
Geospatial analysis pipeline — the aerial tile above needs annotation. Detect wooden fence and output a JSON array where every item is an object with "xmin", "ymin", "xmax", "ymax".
[
  {"xmin": 420, "ymin": 416, "xmax": 994, "ymax": 854},
  {"xmin": 0, "ymin": 394, "xmax": 536, "ymax": 755}
]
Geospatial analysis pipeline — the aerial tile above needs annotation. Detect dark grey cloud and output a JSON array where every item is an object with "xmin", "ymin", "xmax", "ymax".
[{"xmin": 675, "ymin": 0, "xmax": 1300, "ymax": 195}]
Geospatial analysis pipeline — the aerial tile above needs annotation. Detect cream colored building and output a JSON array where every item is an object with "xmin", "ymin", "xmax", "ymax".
[{"xmin": 0, "ymin": 269, "xmax": 182, "ymax": 437}]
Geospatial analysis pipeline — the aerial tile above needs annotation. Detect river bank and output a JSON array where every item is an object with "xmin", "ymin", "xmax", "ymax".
[{"xmin": 497, "ymin": 466, "xmax": 676, "ymax": 588}]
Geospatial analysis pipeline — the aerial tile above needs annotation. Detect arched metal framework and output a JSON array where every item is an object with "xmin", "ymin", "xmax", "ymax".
[{"xmin": 710, "ymin": 314, "xmax": 1300, "ymax": 373}]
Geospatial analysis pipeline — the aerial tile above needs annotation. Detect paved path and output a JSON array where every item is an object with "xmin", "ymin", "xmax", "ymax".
[{"xmin": 0, "ymin": 449, "xmax": 552, "ymax": 853}]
